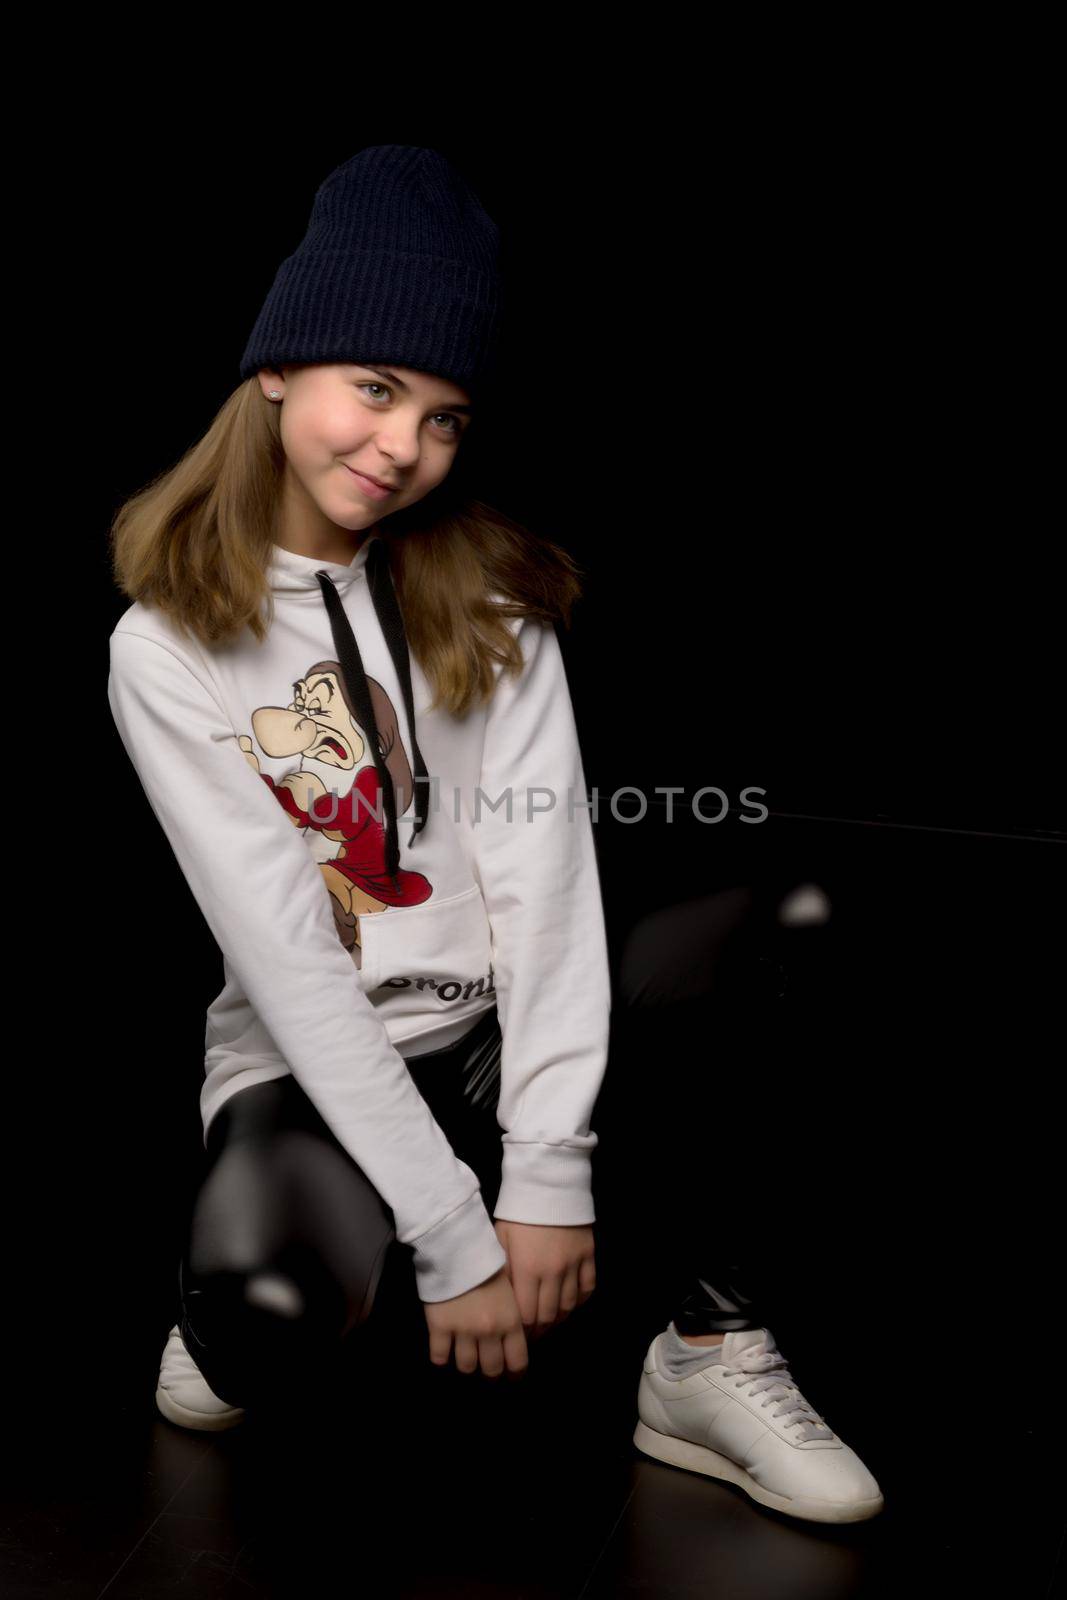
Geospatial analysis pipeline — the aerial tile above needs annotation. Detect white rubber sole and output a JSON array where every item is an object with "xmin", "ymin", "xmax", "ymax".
[
  {"xmin": 633, "ymin": 1421, "xmax": 885, "ymax": 1524},
  {"xmin": 155, "ymin": 1384, "xmax": 247, "ymax": 1433}
]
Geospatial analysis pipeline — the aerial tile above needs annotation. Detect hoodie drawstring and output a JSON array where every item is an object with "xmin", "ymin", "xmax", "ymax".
[
  {"xmin": 314, "ymin": 538, "xmax": 429, "ymax": 892},
  {"xmin": 364, "ymin": 536, "xmax": 430, "ymax": 849}
]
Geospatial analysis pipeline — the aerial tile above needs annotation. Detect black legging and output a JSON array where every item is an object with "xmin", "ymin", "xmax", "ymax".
[
  {"xmin": 178, "ymin": 889, "xmax": 786, "ymax": 1409},
  {"xmin": 179, "ymin": 1005, "xmax": 507, "ymax": 1409},
  {"xmin": 603, "ymin": 882, "xmax": 807, "ymax": 1338}
]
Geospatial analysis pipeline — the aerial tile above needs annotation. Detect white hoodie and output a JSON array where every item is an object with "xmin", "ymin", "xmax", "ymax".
[{"xmin": 107, "ymin": 532, "xmax": 612, "ymax": 1303}]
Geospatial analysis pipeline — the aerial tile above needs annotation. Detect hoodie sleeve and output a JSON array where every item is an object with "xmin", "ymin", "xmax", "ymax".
[
  {"xmin": 472, "ymin": 614, "xmax": 612, "ymax": 1227},
  {"xmin": 107, "ymin": 626, "xmax": 507, "ymax": 1304}
]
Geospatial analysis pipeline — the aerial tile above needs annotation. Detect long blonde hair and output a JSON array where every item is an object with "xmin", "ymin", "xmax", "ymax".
[{"xmin": 108, "ymin": 378, "xmax": 584, "ymax": 716}]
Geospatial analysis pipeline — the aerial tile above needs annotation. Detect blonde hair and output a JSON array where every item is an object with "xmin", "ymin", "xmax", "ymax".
[{"xmin": 108, "ymin": 378, "xmax": 584, "ymax": 716}]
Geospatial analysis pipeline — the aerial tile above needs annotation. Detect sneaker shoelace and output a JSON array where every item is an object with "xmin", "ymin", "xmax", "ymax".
[{"xmin": 720, "ymin": 1344, "xmax": 834, "ymax": 1442}]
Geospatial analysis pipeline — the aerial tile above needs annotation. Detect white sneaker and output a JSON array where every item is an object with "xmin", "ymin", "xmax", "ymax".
[
  {"xmin": 155, "ymin": 1324, "xmax": 247, "ymax": 1432},
  {"xmin": 634, "ymin": 1324, "xmax": 884, "ymax": 1524}
]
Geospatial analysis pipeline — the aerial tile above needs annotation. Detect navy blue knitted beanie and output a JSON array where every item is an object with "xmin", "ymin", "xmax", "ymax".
[{"xmin": 238, "ymin": 145, "xmax": 503, "ymax": 397}]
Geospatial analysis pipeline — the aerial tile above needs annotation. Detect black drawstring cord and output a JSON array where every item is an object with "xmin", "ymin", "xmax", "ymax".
[
  {"xmin": 315, "ymin": 569, "xmax": 403, "ymax": 891},
  {"xmin": 365, "ymin": 536, "xmax": 430, "ymax": 849}
]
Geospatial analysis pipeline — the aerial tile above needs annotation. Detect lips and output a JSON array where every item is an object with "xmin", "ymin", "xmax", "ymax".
[{"xmin": 345, "ymin": 465, "xmax": 397, "ymax": 491}]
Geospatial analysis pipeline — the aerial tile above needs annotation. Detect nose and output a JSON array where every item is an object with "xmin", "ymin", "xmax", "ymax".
[{"xmin": 370, "ymin": 423, "xmax": 422, "ymax": 471}]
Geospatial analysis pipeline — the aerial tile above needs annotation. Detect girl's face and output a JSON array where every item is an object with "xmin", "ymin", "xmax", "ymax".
[{"xmin": 258, "ymin": 361, "xmax": 472, "ymax": 532}]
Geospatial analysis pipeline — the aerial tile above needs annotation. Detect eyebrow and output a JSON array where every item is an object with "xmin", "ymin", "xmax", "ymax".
[{"xmin": 356, "ymin": 364, "xmax": 473, "ymax": 415}]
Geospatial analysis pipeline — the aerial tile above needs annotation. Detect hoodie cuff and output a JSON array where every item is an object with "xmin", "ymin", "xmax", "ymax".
[
  {"xmin": 410, "ymin": 1189, "xmax": 508, "ymax": 1304},
  {"xmin": 494, "ymin": 1142, "xmax": 596, "ymax": 1227}
]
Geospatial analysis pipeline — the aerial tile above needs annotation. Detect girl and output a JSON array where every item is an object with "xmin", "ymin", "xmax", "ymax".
[
  {"xmin": 108, "ymin": 143, "xmax": 883, "ymax": 1526},
  {"xmin": 108, "ymin": 145, "xmax": 610, "ymax": 1422}
]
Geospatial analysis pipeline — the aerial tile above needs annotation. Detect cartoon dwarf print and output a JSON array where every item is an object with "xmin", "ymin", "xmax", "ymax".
[{"xmin": 238, "ymin": 660, "xmax": 432, "ymax": 969}]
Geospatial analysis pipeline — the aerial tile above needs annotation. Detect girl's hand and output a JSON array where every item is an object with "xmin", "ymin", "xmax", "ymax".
[
  {"xmin": 422, "ymin": 1267, "xmax": 528, "ymax": 1379},
  {"xmin": 493, "ymin": 1219, "xmax": 596, "ymax": 1338}
]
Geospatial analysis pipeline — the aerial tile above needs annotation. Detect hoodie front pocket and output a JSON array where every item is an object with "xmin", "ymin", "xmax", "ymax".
[
  {"xmin": 353, "ymin": 913, "xmax": 381, "ymax": 993},
  {"xmin": 356, "ymin": 884, "xmax": 495, "ymax": 1018}
]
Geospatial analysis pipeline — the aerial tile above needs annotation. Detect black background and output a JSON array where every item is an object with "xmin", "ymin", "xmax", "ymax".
[{"xmin": 11, "ymin": 60, "xmax": 1063, "ymax": 1596}]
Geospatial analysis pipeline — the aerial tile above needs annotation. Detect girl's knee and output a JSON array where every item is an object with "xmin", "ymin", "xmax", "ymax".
[
  {"xmin": 241, "ymin": 1269, "xmax": 307, "ymax": 1319},
  {"xmin": 185, "ymin": 1257, "xmax": 342, "ymax": 1340},
  {"xmin": 181, "ymin": 1262, "xmax": 346, "ymax": 1408}
]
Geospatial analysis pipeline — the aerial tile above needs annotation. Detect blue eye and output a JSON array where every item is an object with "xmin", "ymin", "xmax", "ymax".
[{"xmin": 357, "ymin": 383, "xmax": 464, "ymax": 437}]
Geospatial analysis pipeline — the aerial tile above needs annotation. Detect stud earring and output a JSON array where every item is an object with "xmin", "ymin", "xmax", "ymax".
[{"xmin": 268, "ymin": 390, "xmax": 281, "ymax": 399}]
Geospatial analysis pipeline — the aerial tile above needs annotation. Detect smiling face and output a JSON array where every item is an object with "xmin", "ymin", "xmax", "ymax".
[{"xmin": 256, "ymin": 361, "xmax": 473, "ymax": 547}]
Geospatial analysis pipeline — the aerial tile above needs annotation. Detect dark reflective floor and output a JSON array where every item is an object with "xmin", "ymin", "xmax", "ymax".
[
  {"xmin": 10, "ymin": 817, "xmax": 1063, "ymax": 1597},
  {"xmin": 5, "ymin": 1218, "xmax": 1063, "ymax": 1599}
]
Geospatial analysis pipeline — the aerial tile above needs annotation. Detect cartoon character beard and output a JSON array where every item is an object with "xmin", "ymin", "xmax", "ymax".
[
  {"xmin": 298, "ymin": 749, "xmax": 397, "ymax": 835},
  {"xmin": 279, "ymin": 751, "xmax": 358, "ymax": 865},
  {"xmin": 298, "ymin": 748, "xmax": 360, "ymax": 805}
]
